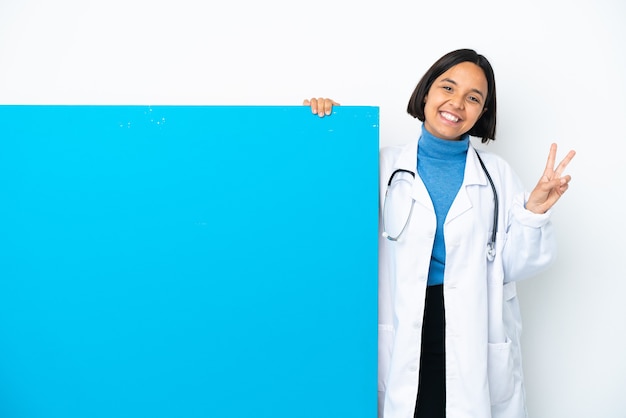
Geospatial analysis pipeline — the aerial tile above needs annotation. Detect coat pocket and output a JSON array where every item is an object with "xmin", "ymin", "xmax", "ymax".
[{"xmin": 488, "ymin": 339, "xmax": 515, "ymax": 405}]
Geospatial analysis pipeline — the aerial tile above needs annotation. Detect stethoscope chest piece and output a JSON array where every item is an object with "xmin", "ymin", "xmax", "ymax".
[{"xmin": 487, "ymin": 242, "xmax": 496, "ymax": 262}]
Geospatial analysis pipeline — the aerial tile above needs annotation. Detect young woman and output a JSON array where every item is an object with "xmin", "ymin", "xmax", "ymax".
[{"xmin": 305, "ymin": 49, "xmax": 575, "ymax": 418}]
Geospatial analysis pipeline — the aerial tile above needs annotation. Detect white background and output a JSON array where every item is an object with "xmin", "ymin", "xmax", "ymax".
[{"xmin": 1, "ymin": 0, "xmax": 625, "ymax": 416}]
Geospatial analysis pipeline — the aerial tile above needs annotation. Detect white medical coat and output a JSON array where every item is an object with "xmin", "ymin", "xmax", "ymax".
[{"xmin": 378, "ymin": 138, "xmax": 556, "ymax": 418}]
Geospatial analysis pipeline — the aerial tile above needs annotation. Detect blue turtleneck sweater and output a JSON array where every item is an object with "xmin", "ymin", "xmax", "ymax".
[{"xmin": 417, "ymin": 125, "xmax": 470, "ymax": 286}]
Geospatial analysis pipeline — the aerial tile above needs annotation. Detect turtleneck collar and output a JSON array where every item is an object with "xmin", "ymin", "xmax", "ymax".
[{"xmin": 418, "ymin": 124, "xmax": 470, "ymax": 161}]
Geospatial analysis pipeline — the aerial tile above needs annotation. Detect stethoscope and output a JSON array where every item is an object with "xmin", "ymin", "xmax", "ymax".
[{"xmin": 382, "ymin": 150, "xmax": 499, "ymax": 261}]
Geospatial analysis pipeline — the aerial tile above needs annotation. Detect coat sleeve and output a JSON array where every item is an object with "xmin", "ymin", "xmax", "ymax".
[{"xmin": 499, "ymin": 162, "xmax": 557, "ymax": 283}]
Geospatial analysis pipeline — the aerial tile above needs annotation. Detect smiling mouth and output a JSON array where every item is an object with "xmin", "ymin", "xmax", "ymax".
[{"xmin": 440, "ymin": 111, "xmax": 460, "ymax": 123}]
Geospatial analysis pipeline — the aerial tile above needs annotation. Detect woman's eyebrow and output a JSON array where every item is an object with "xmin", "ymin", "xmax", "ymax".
[{"xmin": 441, "ymin": 78, "xmax": 485, "ymax": 99}]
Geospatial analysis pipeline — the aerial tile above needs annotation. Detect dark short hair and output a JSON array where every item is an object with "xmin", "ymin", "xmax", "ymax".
[{"xmin": 407, "ymin": 49, "xmax": 497, "ymax": 143}]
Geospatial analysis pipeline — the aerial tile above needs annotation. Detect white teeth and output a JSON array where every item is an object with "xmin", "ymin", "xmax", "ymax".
[{"xmin": 441, "ymin": 112, "xmax": 459, "ymax": 122}]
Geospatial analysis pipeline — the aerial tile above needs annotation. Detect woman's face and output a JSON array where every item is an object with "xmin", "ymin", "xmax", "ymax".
[{"xmin": 423, "ymin": 61, "xmax": 488, "ymax": 140}]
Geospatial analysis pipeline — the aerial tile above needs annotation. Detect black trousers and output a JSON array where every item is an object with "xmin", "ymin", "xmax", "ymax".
[{"xmin": 414, "ymin": 284, "xmax": 446, "ymax": 418}]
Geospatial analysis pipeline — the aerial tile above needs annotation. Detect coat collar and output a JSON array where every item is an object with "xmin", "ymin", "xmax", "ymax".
[
  {"xmin": 388, "ymin": 137, "xmax": 492, "ymax": 218},
  {"xmin": 391, "ymin": 137, "xmax": 490, "ymax": 188}
]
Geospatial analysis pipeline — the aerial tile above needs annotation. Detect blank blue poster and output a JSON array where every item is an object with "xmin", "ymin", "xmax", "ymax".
[{"xmin": 0, "ymin": 106, "xmax": 379, "ymax": 418}]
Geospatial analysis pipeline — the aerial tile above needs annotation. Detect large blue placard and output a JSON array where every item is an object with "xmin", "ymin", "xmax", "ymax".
[{"xmin": 0, "ymin": 106, "xmax": 379, "ymax": 418}]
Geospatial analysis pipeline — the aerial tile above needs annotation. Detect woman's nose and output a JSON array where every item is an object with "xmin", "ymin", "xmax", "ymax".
[{"xmin": 449, "ymin": 94, "xmax": 464, "ymax": 109}]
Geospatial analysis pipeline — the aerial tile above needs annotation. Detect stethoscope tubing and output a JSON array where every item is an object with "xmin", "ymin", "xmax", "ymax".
[
  {"xmin": 475, "ymin": 151, "xmax": 498, "ymax": 260},
  {"xmin": 382, "ymin": 150, "xmax": 499, "ymax": 261},
  {"xmin": 381, "ymin": 169, "xmax": 415, "ymax": 242}
]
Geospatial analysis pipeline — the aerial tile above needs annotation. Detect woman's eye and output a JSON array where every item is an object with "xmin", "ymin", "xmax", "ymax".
[
  {"xmin": 468, "ymin": 96, "xmax": 481, "ymax": 104},
  {"xmin": 442, "ymin": 86, "xmax": 452, "ymax": 91}
]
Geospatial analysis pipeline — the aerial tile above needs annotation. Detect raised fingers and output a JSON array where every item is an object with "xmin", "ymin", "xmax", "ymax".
[
  {"xmin": 544, "ymin": 143, "xmax": 576, "ymax": 179},
  {"xmin": 543, "ymin": 143, "xmax": 558, "ymax": 177},
  {"xmin": 554, "ymin": 149, "xmax": 576, "ymax": 178}
]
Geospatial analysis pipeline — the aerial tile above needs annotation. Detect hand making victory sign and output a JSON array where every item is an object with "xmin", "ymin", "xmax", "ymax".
[{"xmin": 525, "ymin": 143, "xmax": 576, "ymax": 214}]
